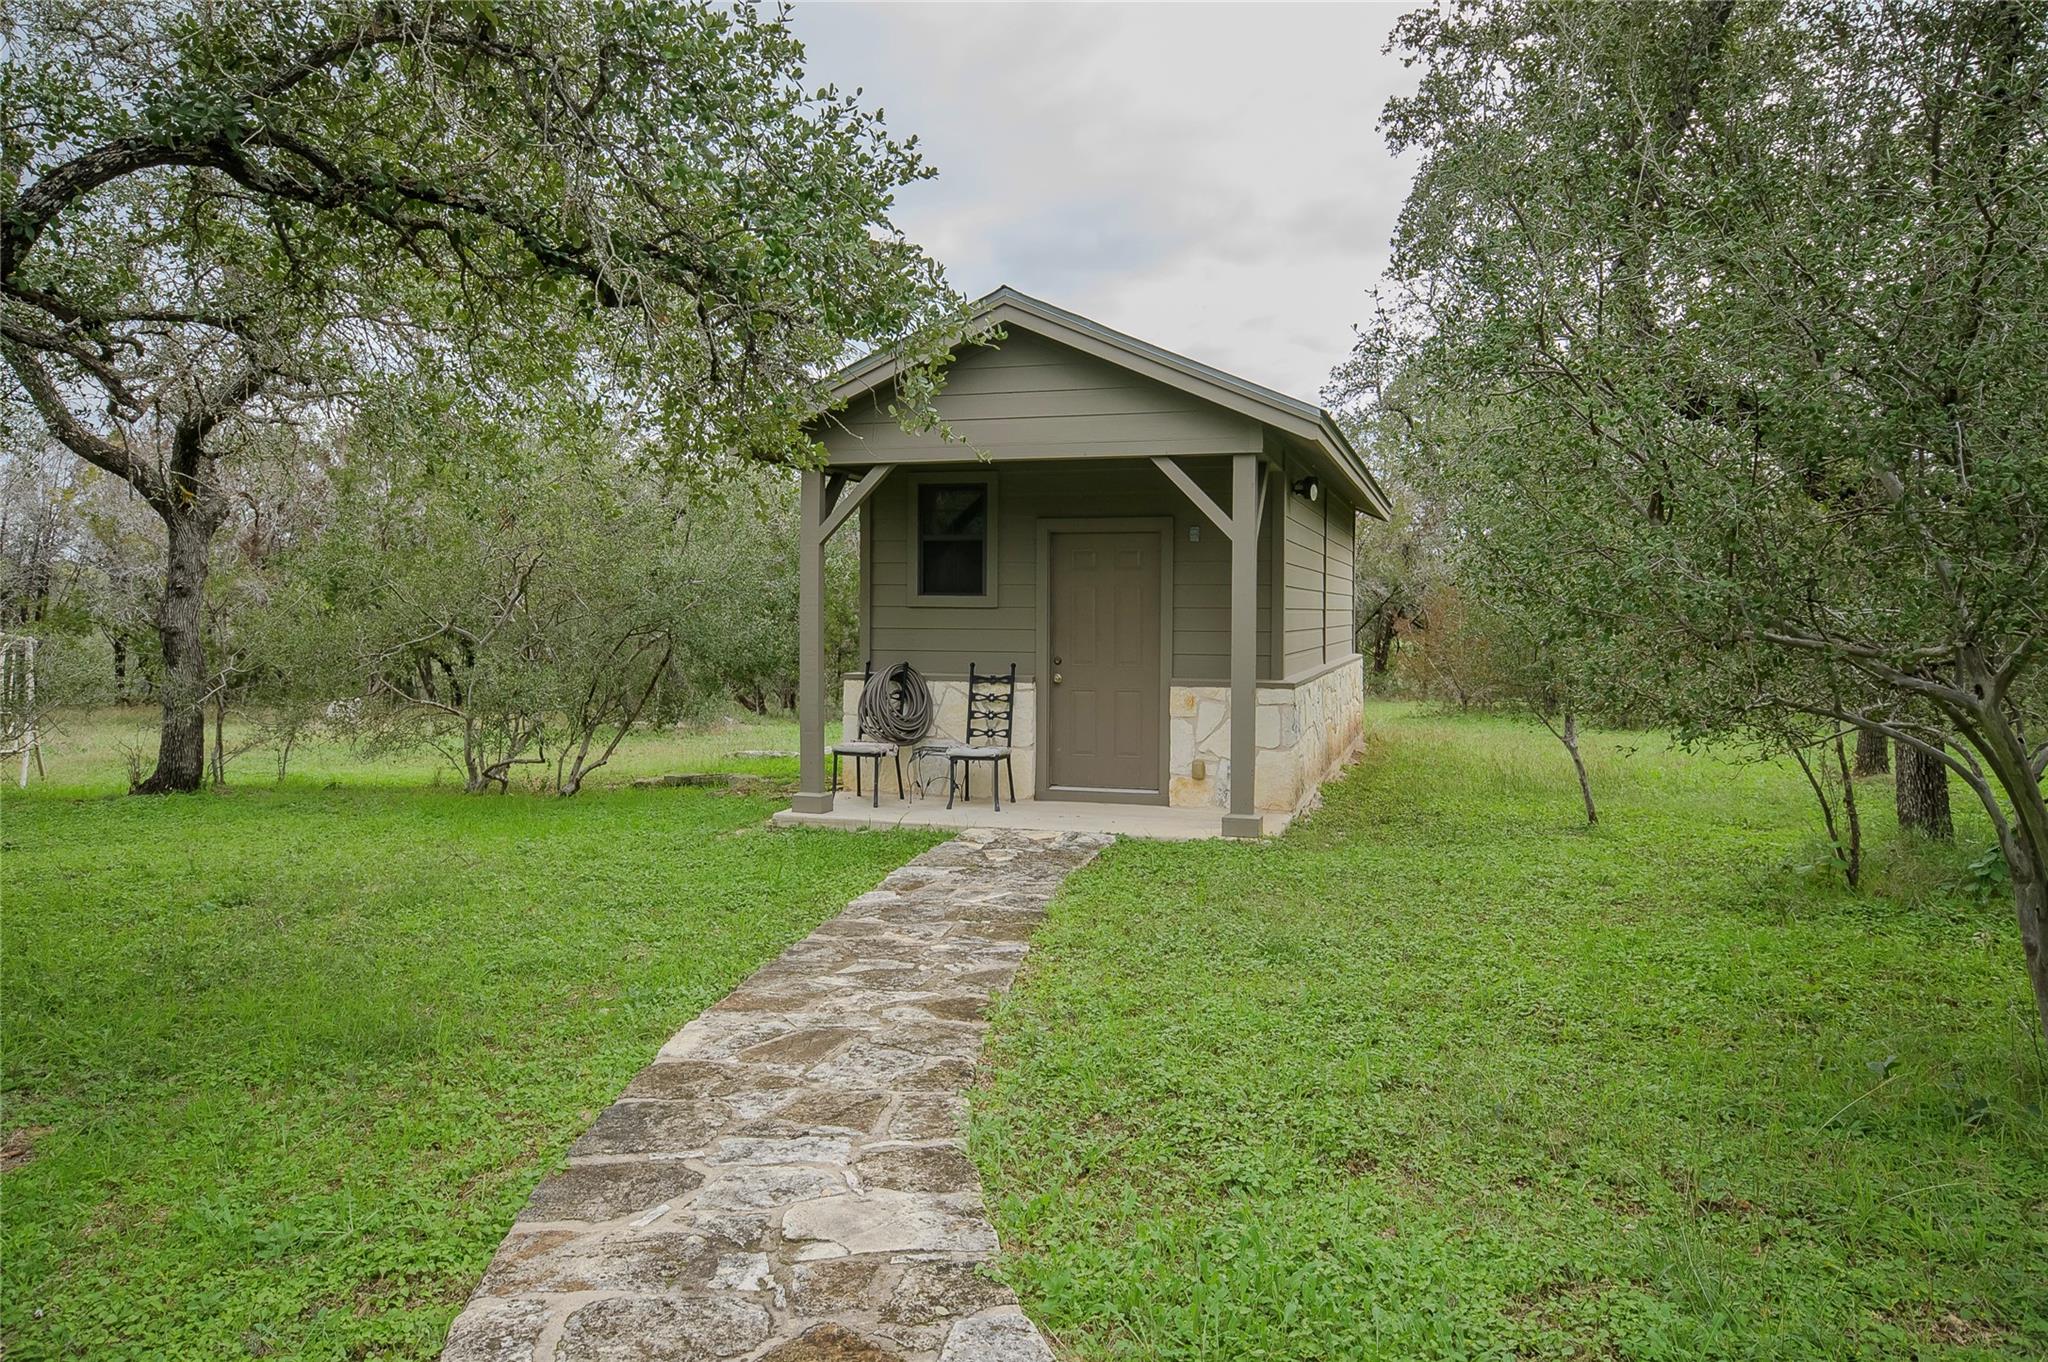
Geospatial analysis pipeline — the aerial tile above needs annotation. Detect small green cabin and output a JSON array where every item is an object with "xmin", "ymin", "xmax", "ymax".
[{"xmin": 788, "ymin": 288, "xmax": 1387, "ymax": 837}]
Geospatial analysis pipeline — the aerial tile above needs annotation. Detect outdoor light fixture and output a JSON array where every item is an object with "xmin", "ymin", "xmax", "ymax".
[{"xmin": 1293, "ymin": 475, "xmax": 1321, "ymax": 503}]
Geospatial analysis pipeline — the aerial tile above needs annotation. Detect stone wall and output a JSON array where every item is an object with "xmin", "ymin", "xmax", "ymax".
[
  {"xmin": 1167, "ymin": 655, "xmax": 1364, "ymax": 812},
  {"xmin": 841, "ymin": 676, "xmax": 1038, "ymax": 799}
]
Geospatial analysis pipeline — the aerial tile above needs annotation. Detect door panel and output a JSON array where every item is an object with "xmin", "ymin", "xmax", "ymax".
[{"xmin": 1048, "ymin": 530, "xmax": 1162, "ymax": 794}]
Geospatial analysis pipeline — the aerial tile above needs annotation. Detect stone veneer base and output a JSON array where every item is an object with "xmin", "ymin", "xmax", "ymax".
[
  {"xmin": 1167, "ymin": 655, "xmax": 1366, "ymax": 812},
  {"xmin": 844, "ymin": 655, "xmax": 1365, "ymax": 816}
]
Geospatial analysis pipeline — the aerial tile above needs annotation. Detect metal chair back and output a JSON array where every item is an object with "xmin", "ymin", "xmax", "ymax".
[{"xmin": 964, "ymin": 662, "xmax": 1016, "ymax": 747}]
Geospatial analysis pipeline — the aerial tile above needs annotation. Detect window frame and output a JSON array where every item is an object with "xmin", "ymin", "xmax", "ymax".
[{"xmin": 907, "ymin": 470, "xmax": 1000, "ymax": 607}]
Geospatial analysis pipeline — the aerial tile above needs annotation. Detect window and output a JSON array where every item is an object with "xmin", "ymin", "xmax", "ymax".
[{"xmin": 913, "ymin": 476, "xmax": 996, "ymax": 602}]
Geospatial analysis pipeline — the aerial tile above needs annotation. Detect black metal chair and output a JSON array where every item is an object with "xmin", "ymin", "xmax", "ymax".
[
  {"xmin": 946, "ymin": 662, "xmax": 1017, "ymax": 811},
  {"xmin": 832, "ymin": 660, "xmax": 905, "ymax": 808}
]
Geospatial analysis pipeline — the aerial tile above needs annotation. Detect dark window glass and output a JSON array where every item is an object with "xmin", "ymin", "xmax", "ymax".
[
  {"xmin": 920, "ymin": 538, "xmax": 984, "ymax": 596},
  {"xmin": 917, "ymin": 483, "xmax": 988, "ymax": 596},
  {"xmin": 919, "ymin": 484, "xmax": 987, "ymax": 538}
]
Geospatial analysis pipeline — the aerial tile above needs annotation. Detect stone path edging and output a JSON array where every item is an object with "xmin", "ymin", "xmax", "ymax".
[{"xmin": 441, "ymin": 827, "xmax": 1111, "ymax": 1362}]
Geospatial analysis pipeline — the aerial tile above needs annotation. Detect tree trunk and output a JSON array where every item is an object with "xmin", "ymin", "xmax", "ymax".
[
  {"xmin": 209, "ymin": 692, "xmax": 227, "ymax": 788},
  {"xmin": 2016, "ymin": 862, "xmax": 2048, "ymax": 1055},
  {"xmin": 134, "ymin": 509, "xmax": 212, "ymax": 793},
  {"xmin": 1836, "ymin": 732, "xmax": 1860, "ymax": 889},
  {"xmin": 1540, "ymin": 707, "xmax": 1598, "ymax": 826},
  {"xmin": 1564, "ymin": 710, "xmax": 1597, "ymax": 825},
  {"xmin": 25, "ymin": 558, "xmax": 51, "ymax": 622},
  {"xmin": 1790, "ymin": 738, "xmax": 1857, "ymax": 888},
  {"xmin": 111, "ymin": 634, "xmax": 129, "ymax": 703},
  {"xmin": 1895, "ymin": 742, "xmax": 1953, "ymax": 840},
  {"xmin": 1371, "ymin": 615, "xmax": 1396, "ymax": 675},
  {"xmin": 1925, "ymin": 654, "xmax": 2048, "ymax": 1049},
  {"xmin": 462, "ymin": 716, "xmax": 484, "ymax": 792},
  {"xmin": 561, "ymin": 642, "xmax": 671, "ymax": 797},
  {"xmin": 1853, "ymin": 727, "xmax": 1889, "ymax": 777}
]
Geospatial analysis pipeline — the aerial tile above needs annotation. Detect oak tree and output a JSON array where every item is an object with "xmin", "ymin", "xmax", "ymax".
[
  {"xmin": 1349, "ymin": 1, "xmax": 2048, "ymax": 1039},
  {"xmin": 3, "ymin": 0, "xmax": 953, "ymax": 790}
]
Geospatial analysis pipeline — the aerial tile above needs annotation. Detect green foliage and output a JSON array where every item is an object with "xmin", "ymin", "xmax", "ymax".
[
  {"xmin": 974, "ymin": 705, "xmax": 2047, "ymax": 1360},
  {"xmin": 244, "ymin": 388, "xmax": 849, "ymax": 791},
  {"xmin": 6, "ymin": 0, "xmax": 960, "ymax": 466},
  {"xmin": 0, "ymin": 714, "xmax": 939, "ymax": 1359},
  {"xmin": 668, "ymin": 471, "xmax": 862, "ymax": 718},
  {"xmin": 1339, "ymin": 0, "xmax": 2048, "ymax": 1036},
  {"xmin": 1345, "ymin": 468, "xmax": 1441, "ymax": 687},
  {"xmin": 1953, "ymin": 844, "xmax": 2016, "ymax": 909}
]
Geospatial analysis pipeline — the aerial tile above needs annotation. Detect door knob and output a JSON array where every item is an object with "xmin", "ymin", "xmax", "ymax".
[{"xmin": 1052, "ymin": 673, "xmax": 1063, "ymax": 684}]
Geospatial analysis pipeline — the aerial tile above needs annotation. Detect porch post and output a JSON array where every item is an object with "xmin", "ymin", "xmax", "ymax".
[
  {"xmin": 791, "ymin": 467, "xmax": 833, "ymax": 813},
  {"xmin": 1223, "ymin": 451, "xmax": 1262, "ymax": 838}
]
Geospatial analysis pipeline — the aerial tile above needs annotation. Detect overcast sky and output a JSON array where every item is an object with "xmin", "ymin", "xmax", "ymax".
[{"xmin": 787, "ymin": 1, "xmax": 1421, "ymax": 404}]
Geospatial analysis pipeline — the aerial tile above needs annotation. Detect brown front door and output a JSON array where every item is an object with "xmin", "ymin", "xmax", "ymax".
[{"xmin": 1047, "ymin": 529, "xmax": 1163, "ymax": 798}]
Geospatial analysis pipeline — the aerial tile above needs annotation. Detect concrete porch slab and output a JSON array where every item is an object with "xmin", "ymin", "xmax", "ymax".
[{"xmin": 770, "ymin": 793, "xmax": 1290, "ymax": 841}]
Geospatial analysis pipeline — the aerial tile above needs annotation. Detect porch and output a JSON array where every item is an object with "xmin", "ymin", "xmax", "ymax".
[
  {"xmin": 788, "ymin": 448, "xmax": 1274, "ymax": 837},
  {"xmin": 770, "ymin": 787, "xmax": 1296, "ymax": 841}
]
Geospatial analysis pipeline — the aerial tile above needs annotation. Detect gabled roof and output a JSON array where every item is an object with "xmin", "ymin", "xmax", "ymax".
[{"xmin": 823, "ymin": 286, "xmax": 1390, "ymax": 519}]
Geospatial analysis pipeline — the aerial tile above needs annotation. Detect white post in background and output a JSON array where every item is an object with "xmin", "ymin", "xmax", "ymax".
[{"xmin": 1, "ymin": 634, "xmax": 43, "ymax": 787}]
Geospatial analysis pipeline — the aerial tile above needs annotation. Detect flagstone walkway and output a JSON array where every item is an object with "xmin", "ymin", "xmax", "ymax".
[{"xmin": 441, "ymin": 827, "xmax": 1112, "ymax": 1362}]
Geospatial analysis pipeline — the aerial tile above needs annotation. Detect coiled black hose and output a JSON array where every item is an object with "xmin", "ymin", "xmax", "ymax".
[{"xmin": 858, "ymin": 662, "xmax": 934, "ymax": 745}]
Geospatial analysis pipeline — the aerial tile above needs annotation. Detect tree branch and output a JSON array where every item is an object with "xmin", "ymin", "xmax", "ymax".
[
  {"xmin": 0, "ymin": 340, "xmax": 158, "ymax": 498},
  {"xmin": 0, "ymin": 311, "xmax": 147, "ymax": 415}
]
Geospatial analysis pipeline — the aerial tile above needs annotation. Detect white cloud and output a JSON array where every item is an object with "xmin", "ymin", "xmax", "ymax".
[{"xmin": 789, "ymin": 1, "xmax": 1421, "ymax": 402}]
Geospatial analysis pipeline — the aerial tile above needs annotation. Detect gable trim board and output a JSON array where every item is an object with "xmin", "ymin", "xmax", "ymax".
[{"xmin": 816, "ymin": 286, "xmax": 1390, "ymax": 520}]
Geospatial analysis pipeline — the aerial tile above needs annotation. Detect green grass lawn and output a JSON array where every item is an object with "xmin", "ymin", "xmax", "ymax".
[
  {"xmin": 972, "ymin": 705, "xmax": 2048, "ymax": 1361},
  {"xmin": 1, "ymin": 710, "xmax": 936, "ymax": 1361},
  {"xmin": 8, "ymin": 704, "xmax": 2045, "ymax": 1360}
]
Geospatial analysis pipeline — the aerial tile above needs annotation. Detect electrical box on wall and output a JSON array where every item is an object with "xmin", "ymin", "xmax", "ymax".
[{"xmin": 1188, "ymin": 524, "xmax": 1200, "ymax": 542}]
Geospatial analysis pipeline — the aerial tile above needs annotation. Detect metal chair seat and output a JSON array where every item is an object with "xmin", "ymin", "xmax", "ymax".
[{"xmin": 832, "ymin": 663, "xmax": 911, "ymax": 808}]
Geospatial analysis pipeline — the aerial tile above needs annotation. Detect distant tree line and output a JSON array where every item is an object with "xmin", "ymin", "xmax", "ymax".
[{"xmin": 0, "ymin": 392, "xmax": 860, "ymax": 791}]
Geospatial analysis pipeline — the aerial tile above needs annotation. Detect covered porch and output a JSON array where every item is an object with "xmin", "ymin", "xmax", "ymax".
[
  {"xmin": 771, "ymin": 785, "xmax": 1296, "ymax": 841},
  {"xmin": 787, "ymin": 445, "xmax": 1275, "ymax": 837}
]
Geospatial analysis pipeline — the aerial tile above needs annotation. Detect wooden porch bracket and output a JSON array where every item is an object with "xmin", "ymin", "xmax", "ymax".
[
  {"xmin": 1148, "ymin": 456, "xmax": 1270, "ymax": 545},
  {"xmin": 1150, "ymin": 456, "xmax": 1234, "ymax": 538},
  {"xmin": 817, "ymin": 464, "xmax": 891, "ymax": 545}
]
